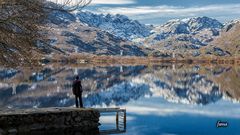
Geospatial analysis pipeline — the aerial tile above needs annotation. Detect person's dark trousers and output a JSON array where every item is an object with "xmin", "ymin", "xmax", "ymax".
[{"xmin": 75, "ymin": 94, "xmax": 83, "ymax": 108}]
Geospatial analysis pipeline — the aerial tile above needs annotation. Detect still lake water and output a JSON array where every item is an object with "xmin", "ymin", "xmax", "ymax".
[{"xmin": 0, "ymin": 64, "xmax": 240, "ymax": 135}]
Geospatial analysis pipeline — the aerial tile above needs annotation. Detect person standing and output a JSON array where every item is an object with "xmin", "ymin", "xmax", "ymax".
[{"xmin": 72, "ymin": 76, "xmax": 83, "ymax": 108}]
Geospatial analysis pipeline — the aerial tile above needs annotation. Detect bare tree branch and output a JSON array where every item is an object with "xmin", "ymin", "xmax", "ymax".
[
  {"xmin": 0, "ymin": 0, "xmax": 92, "ymax": 66},
  {"xmin": 43, "ymin": 0, "xmax": 92, "ymax": 12}
]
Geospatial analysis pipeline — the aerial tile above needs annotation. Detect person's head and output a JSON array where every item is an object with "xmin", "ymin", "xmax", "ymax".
[{"xmin": 76, "ymin": 76, "xmax": 79, "ymax": 80}]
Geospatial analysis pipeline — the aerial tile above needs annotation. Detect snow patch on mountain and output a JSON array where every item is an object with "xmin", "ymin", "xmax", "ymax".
[
  {"xmin": 153, "ymin": 17, "xmax": 223, "ymax": 36},
  {"xmin": 143, "ymin": 17, "xmax": 225, "ymax": 57},
  {"xmin": 76, "ymin": 11, "xmax": 152, "ymax": 40},
  {"xmin": 44, "ymin": 7, "xmax": 238, "ymax": 58},
  {"xmin": 223, "ymin": 19, "xmax": 240, "ymax": 32}
]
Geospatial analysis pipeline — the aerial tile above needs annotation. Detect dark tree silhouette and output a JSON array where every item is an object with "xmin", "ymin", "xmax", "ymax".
[{"xmin": 0, "ymin": 0, "xmax": 91, "ymax": 66}]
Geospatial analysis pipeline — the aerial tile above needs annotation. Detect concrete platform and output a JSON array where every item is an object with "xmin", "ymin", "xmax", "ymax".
[{"xmin": 0, "ymin": 107, "xmax": 100, "ymax": 134}]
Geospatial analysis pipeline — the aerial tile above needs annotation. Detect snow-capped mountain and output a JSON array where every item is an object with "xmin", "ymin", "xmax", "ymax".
[
  {"xmin": 153, "ymin": 17, "xmax": 223, "ymax": 36},
  {"xmin": 76, "ymin": 11, "xmax": 152, "ymax": 40},
  {"xmin": 44, "ymin": 9, "xmax": 240, "ymax": 58},
  {"xmin": 143, "ymin": 17, "xmax": 224, "ymax": 57},
  {"xmin": 45, "ymin": 9, "xmax": 146, "ymax": 56}
]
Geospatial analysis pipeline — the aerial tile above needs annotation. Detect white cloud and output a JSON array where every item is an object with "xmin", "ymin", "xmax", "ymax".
[
  {"xmin": 97, "ymin": 5, "xmax": 182, "ymax": 15},
  {"xmin": 97, "ymin": 4, "xmax": 240, "ymax": 16},
  {"xmin": 93, "ymin": 4, "xmax": 240, "ymax": 23},
  {"xmin": 90, "ymin": 0, "xmax": 136, "ymax": 5}
]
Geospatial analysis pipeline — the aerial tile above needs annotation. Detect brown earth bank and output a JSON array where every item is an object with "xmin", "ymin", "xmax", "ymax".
[
  {"xmin": 45, "ymin": 54, "xmax": 240, "ymax": 66},
  {"xmin": 1, "ymin": 49, "xmax": 240, "ymax": 67}
]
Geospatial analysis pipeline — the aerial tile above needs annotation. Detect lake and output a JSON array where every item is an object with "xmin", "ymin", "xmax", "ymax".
[{"xmin": 0, "ymin": 64, "xmax": 240, "ymax": 135}]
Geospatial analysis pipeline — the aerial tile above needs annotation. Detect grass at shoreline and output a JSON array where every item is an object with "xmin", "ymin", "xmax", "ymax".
[
  {"xmin": 48, "ymin": 54, "xmax": 240, "ymax": 66},
  {"xmin": 1, "ymin": 54, "xmax": 240, "ymax": 68}
]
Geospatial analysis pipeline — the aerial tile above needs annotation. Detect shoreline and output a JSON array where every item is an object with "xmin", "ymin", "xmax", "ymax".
[
  {"xmin": 1, "ymin": 54, "xmax": 240, "ymax": 68},
  {"xmin": 46, "ymin": 54, "xmax": 240, "ymax": 66}
]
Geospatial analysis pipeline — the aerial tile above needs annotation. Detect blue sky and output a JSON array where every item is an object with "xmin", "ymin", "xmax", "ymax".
[{"xmin": 85, "ymin": 0, "xmax": 240, "ymax": 24}]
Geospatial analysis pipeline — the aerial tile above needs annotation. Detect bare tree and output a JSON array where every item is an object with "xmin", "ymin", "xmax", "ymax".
[
  {"xmin": 0, "ymin": 0, "xmax": 91, "ymax": 66},
  {"xmin": 47, "ymin": 0, "xmax": 92, "ymax": 11}
]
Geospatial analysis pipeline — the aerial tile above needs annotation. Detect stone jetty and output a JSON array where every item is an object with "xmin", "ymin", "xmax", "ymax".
[{"xmin": 0, "ymin": 107, "xmax": 100, "ymax": 134}]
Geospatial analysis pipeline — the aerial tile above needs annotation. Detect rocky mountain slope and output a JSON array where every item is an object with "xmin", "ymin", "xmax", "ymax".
[
  {"xmin": 203, "ymin": 20, "xmax": 240, "ymax": 57},
  {"xmin": 143, "ymin": 17, "xmax": 224, "ymax": 57},
  {"xmin": 76, "ymin": 11, "xmax": 152, "ymax": 40},
  {"xmin": 48, "ymin": 9, "xmax": 239, "ymax": 58},
  {"xmin": 49, "ymin": 9, "xmax": 239, "ymax": 58},
  {"xmin": 75, "ymin": 11, "xmax": 240, "ymax": 58},
  {"xmin": 46, "ymin": 10, "xmax": 146, "ymax": 56}
]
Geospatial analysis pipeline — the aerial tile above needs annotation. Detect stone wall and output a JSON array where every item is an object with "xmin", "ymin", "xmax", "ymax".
[{"xmin": 0, "ymin": 107, "xmax": 100, "ymax": 134}]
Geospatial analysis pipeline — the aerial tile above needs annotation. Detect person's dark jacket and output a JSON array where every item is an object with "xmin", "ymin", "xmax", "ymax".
[{"xmin": 72, "ymin": 80, "xmax": 82, "ymax": 96}]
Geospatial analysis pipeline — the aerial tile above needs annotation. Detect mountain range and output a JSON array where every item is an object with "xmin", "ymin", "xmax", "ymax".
[
  {"xmin": 1, "ymin": 2, "xmax": 240, "ymax": 66},
  {"xmin": 46, "ymin": 10, "xmax": 147, "ymax": 57},
  {"xmin": 46, "ymin": 9, "xmax": 240, "ymax": 59}
]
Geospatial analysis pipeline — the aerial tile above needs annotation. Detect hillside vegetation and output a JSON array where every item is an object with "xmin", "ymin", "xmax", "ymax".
[
  {"xmin": 211, "ymin": 21, "xmax": 240, "ymax": 56},
  {"xmin": 0, "ymin": 0, "xmax": 47, "ymax": 66}
]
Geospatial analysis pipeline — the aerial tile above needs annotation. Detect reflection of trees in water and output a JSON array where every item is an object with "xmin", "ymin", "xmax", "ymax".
[{"xmin": 0, "ymin": 65, "xmax": 239, "ymax": 108}]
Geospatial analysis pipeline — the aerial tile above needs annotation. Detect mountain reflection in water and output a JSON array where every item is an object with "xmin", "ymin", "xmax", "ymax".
[
  {"xmin": 1, "ymin": 64, "xmax": 240, "ymax": 134},
  {"xmin": 0, "ymin": 65, "xmax": 240, "ymax": 108},
  {"xmin": 0, "ymin": 64, "xmax": 239, "ymax": 108}
]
